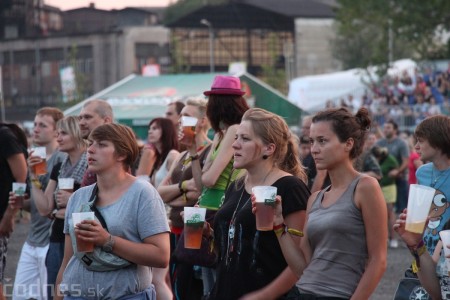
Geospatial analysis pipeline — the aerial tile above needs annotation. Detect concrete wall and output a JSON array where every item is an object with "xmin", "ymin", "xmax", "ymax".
[{"xmin": 294, "ymin": 18, "xmax": 341, "ymax": 77}]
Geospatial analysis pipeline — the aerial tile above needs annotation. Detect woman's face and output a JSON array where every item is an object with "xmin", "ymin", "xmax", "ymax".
[
  {"xmin": 87, "ymin": 139, "xmax": 117, "ymax": 173},
  {"xmin": 232, "ymin": 120, "xmax": 263, "ymax": 169},
  {"xmin": 310, "ymin": 121, "xmax": 349, "ymax": 170},
  {"xmin": 147, "ymin": 122, "xmax": 162, "ymax": 144},
  {"xmin": 56, "ymin": 128, "xmax": 76, "ymax": 153}
]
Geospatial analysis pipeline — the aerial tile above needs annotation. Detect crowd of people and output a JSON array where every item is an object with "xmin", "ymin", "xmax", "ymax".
[
  {"xmin": 0, "ymin": 74, "xmax": 449, "ymax": 299},
  {"xmin": 326, "ymin": 64, "xmax": 450, "ymax": 132}
]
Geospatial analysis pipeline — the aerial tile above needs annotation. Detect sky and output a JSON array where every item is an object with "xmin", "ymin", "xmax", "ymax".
[{"xmin": 44, "ymin": 0, "xmax": 176, "ymax": 10}]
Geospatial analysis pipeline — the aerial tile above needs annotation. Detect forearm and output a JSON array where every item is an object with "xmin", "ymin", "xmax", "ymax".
[
  {"xmin": 31, "ymin": 184, "xmax": 54, "ymax": 216},
  {"xmin": 254, "ymin": 267, "xmax": 298, "ymax": 299},
  {"xmin": 416, "ymin": 253, "xmax": 442, "ymax": 299},
  {"xmin": 112, "ymin": 233, "xmax": 170, "ymax": 267},
  {"xmin": 350, "ymin": 256, "xmax": 386, "ymax": 299},
  {"xmin": 277, "ymin": 233, "xmax": 308, "ymax": 277},
  {"xmin": 158, "ymin": 184, "xmax": 182, "ymax": 203}
]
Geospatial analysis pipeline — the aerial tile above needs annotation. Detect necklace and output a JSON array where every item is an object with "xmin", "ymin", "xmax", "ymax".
[
  {"xmin": 225, "ymin": 168, "xmax": 273, "ymax": 266},
  {"xmin": 431, "ymin": 166, "xmax": 450, "ymax": 189}
]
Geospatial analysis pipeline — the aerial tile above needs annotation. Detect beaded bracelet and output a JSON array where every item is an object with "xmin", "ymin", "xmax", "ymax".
[{"xmin": 273, "ymin": 223, "xmax": 304, "ymax": 238}]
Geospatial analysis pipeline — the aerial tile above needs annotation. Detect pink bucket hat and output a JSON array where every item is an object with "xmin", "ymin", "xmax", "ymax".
[{"xmin": 204, "ymin": 75, "xmax": 245, "ymax": 96}]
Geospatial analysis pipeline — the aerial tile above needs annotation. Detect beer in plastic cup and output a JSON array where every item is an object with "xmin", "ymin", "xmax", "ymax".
[
  {"xmin": 180, "ymin": 116, "xmax": 197, "ymax": 145},
  {"xmin": 12, "ymin": 182, "xmax": 27, "ymax": 208},
  {"xmin": 32, "ymin": 147, "xmax": 47, "ymax": 176},
  {"xmin": 252, "ymin": 186, "xmax": 277, "ymax": 231},
  {"xmin": 439, "ymin": 230, "xmax": 450, "ymax": 276},
  {"xmin": 59, "ymin": 178, "xmax": 74, "ymax": 192},
  {"xmin": 405, "ymin": 184, "xmax": 436, "ymax": 234},
  {"xmin": 184, "ymin": 207, "xmax": 206, "ymax": 249},
  {"xmin": 72, "ymin": 212, "xmax": 95, "ymax": 252}
]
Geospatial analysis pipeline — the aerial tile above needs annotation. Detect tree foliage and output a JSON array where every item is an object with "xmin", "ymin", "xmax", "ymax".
[{"xmin": 333, "ymin": 0, "xmax": 450, "ymax": 70}]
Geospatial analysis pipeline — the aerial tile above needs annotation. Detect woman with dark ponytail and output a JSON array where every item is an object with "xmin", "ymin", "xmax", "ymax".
[
  {"xmin": 268, "ymin": 107, "xmax": 388, "ymax": 299},
  {"xmin": 207, "ymin": 108, "xmax": 310, "ymax": 299}
]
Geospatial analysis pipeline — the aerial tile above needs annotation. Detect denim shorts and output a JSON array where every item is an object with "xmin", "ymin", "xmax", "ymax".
[{"xmin": 0, "ymin": 236, "xmax": 8, "ymax": 281}]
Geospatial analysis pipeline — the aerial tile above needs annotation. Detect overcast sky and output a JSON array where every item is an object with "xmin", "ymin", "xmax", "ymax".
[{"xmin": 45, "ymin": 0, "xmax": 176, "ymax": 10}]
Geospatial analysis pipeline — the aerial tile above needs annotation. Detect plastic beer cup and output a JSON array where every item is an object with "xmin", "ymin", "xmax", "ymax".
[
  {"xmin": 32, "ymin": 147, "xmax": 47, "ymax": 176},
  {"xmin": 59, "ymin": 178, "xmax": 74, "ymax": 192},
  {"xmin": 72, "ymin": 212, "xmax": 95, "ymax": 252},
  {"xmin": 439, "ymin": 230, "xmax": 450, "ymax": 276},
  {"xmin": 405, "ymin": 184, "xmax": 436, "ymax": 234},
  {"xmin": 184, "ymin": 207, "xmax": 206, "ymax": 249},
  {"xmin": 252, "ymin": 186, "xmax": 277, "ymax": 231},
  {"xmin": 180, "ymin": 116, "xmax": 197, "ymax": 145},
  {"xmin": 12, "ymin": 182, "xmax": 27, "ymax": 208}
]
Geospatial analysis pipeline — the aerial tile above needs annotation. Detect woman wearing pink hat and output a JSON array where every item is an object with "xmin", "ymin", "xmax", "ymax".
[{"xmin": 185, "ymin": 75, "xmax": 249, "ymax": 297}]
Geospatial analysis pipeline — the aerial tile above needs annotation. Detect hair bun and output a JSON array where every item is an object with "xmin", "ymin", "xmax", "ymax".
[{"xmin": 355, "ymin": 107, "xmax": 371, "ymax": 131}]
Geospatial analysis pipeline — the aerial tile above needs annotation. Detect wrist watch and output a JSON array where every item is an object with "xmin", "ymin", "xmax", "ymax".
[{"xmin": 102, "ymin": 234, "xmax": 115, "ymax": 253}]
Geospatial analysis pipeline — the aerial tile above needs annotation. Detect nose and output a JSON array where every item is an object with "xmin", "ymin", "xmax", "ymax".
[
  {"xmin": 310, "ymin": 141, "xmax": 319, "ymax": 154},
  {"xmin": 87, "ymin": 143, "xmax": 95, "ymax": 154}
]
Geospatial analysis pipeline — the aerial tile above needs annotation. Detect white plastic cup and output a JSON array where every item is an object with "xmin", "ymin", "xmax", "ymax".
[
  {"xmin": 59, "ymin": 178, "xmax": 74, "ymax": 192},
  {"xmin": 72, "ymin": 212, "xmax": 95, "ymax": 252},
  {"xmin": 12, "ymin": 182, "xmax": 27, "ymax": 208},
  {"xmin": 252, "ymin": 186, "xmax": 277, "ymax": 231},
  {"xmin": 439, "ymin": 230, "xmax": 450, "ymax": 276},
  {"xmin": 405, "ymin": 184, "xmax": 436, "ymax": 234},
  {"xmin": 183, "ymin": 207, "xmax": 206, "ymax": 249}
]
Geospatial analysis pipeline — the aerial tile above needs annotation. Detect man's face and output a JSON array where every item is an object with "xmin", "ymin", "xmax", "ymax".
[
  {"xmin": 32, "ymin": 114, "xmax": 57, "ymax": 146},
  {"xmin": 383, "ymin": 123, "xmax": 396, "ymax": 139},
  {"xmin": 165, "ymin": 104, "xmax": 180, "ymax": 126},
  {"xmin": 79, "ymin": 104, "xmax": 107, "ymax": 139}
]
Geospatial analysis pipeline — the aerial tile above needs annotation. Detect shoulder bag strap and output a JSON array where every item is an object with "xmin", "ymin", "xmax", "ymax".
[{"xmin": 88, "ymin": 184, "xmax": 108, "ymax": 230}]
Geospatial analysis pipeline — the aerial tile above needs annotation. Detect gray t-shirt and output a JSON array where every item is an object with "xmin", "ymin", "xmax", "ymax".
[
  {"xmin": 27, "ymin": 150, "xmax": 67, "ymax": 247},
  {"xmin": 376, "ymin": 137, "xmax": 409, "ymax": 179},
  {"xmin": 61, "ymin": 179, "xmax": 170, "ymax": 299}
]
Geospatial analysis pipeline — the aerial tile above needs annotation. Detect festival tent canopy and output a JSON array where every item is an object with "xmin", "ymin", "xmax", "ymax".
[{"xmin": 64, "ymin": 73, "xmax": 305, "ymax": 139}]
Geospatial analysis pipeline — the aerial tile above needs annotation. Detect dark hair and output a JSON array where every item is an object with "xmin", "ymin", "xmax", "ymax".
[
  {"xmin": 206, "ymin": 94, "xmax": 249, "ymax": 137},
  {"xmin": 148, "ymin": 117, "xmax": 179, "ymax": 172},
  {"xmin": 385, "ymin": 119, "xmax": 399, "ymax": 132},
  {"xmin": 170, "ymin": 101, "xmax": 185, "ymax": 115},
  {"xmin": 299, "ymin": 135, "xmax": 310, "ymax": 145},
  {"xmin": 90, "ymin": 123, "xmax": 139, "ymax": 171},
  {"xmin": 312, "ymin": 107, "xmax": 371, "ymax": 159},
  {"xmin": 415, "ymin": 115, "xmax": 450, "ymax": 158},
  {"xmin": 0, "ymin": 123, "xmax": 28, "ymax": 150},
  {"xmin": 371, "ymin": 145, "xmax": 388, "ymax": 161}
]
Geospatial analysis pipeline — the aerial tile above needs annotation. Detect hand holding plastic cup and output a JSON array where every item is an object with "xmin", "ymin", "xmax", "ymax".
[
  {"xmin": 439, "ymin": 230, "xmax": 450, "ymax": 276},
  {"xmin": 59, "ymin": 178, "xmax": 74, "ymax": 192},
  {"xmin": 12, "ymin": 182, "xmax": 27, "ymax": 208},
  {"xmin": 183, "ymin": 207, "xmax": 206, "ymax": 249},
  {"xmin": 405, "ymin": 184, "xmax": 436, "ymax": 234},
  {"xmin": 72, "ymin": 212, "xmax": 95, "ymax": 252},
  {"xmin": 252, "ymin": 186, "xmax": 277, "ymax": 231},
  {"xmin": 179, "ymin": 116, "xmax": 198, "ymax": 145},
  {"xmin": 31, "ymin": 147, "xmax": 47, "ymax": 176}
]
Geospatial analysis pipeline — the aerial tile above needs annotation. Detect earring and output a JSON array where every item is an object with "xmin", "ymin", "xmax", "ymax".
[{"xmin": 262, "ymin": 155, "xmax": 268, "ymax": 160}]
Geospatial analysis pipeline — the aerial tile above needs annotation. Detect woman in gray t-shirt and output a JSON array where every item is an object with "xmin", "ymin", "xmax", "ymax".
[{"xmin": 55, "ymin": 123, "xmax": 170, "ymax": 300}]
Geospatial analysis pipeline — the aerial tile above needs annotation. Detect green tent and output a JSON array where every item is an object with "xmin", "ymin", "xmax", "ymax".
[{"xmin": 64, "ymin": 73, "xmax": 305, "ymax": 140}]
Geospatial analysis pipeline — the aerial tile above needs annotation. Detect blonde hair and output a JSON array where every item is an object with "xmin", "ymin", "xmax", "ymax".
[
  {"xmin": 242, "ymin": 108, "xmax": 307, "ymax": 182},
  {"xmin": 57, "ymin": 116, "xmax": 87, "ymax": 149}
]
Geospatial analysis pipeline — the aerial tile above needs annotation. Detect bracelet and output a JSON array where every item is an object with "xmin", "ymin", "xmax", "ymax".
[
  {"xmin": 182, "ymin": 193, "xmax": 187, "ymax": 203},
  {"xmin": 409, "ymin": 240, "xmax": 426, "ymax": 273},
  {"xmin": 190, "ymin": 154, "xmax": 199, "ymax": 161},
  {"xmin": 273, "ymin": 223, "xmax": 304, "ymax": 238},
  {"xmin": 31, "ymin": 178, "xmax": 42, "ymax": 189},
  {"xmin": 178, "ymin": 180, "xmax": 186, "ymax": 194}
]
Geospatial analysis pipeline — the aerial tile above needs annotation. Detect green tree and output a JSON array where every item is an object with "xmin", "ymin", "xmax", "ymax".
[{"xmin": 333, "ymin": 0, "xmax": 450, "ymax": 71}]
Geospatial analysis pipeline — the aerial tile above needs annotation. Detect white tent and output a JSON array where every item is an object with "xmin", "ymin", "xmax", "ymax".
[{"xmin": 288, "ymin": 59, "xmax": 417, "ymax": 112}]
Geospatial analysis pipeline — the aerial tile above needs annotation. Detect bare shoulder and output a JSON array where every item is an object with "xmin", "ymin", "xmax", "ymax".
[
  {"xmin": 306, "ymin": 190, "xmax": 321, "ymax": 211},
  {"xmin": 355, "ymin": 175, "xmax": 383, "ymax": 207}
]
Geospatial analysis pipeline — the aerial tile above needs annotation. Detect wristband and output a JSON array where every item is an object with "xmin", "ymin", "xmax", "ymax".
[
  {"xmin": 190, "ymin": 154, "xmax": 199, "ymax": 161},
  {"xmin": 178, "ymin": 180, "xmax": 186, "ymax": 194},
  {"xmin": 31, "ymin": 178, "xmax": 42, "ymax": 189},
  {"xmin": 409, "ymin": 240, "xmax": 426, "ymax": 273},
  {"xmin": 182, "ymin": 193, "xmax": 187, "ymax": 203},
  {"xmin": 273, "ymin": 223, "xmax": 304, "ymax": 238}
]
